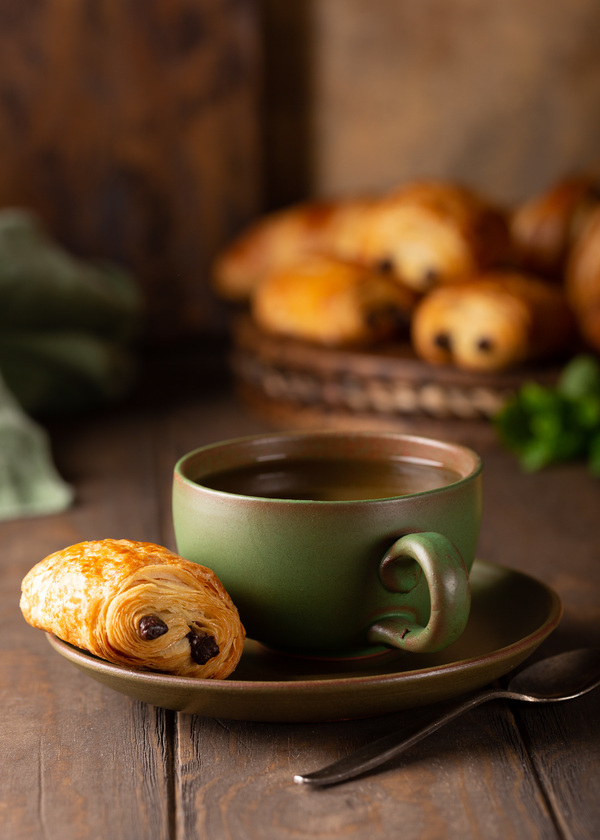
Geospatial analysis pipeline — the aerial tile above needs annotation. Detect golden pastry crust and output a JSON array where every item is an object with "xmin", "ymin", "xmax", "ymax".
[
  {"xmin": 565, "ymin": 205, "xmax": 600, "ymax": 352},
  {"xmin": 212, "ymin": 201, "xmax": 343, "ymax": 303},
  {"xmin": 510, "ymin": 175, "xmax": 600, "ymax": 278},
  {"xmin": 411, "ymin": 272, "xmax": 576, "ymax": 372},
  {"xmin": 352, "ymin": 180, "xmax": 511, "ymax": 293},
  {"xmin": 251, "ymin": 255, "xmax": 418, "ymax": 346},
  {"xmin": 212, "ymin": 181, "xmax": 510, "ymax": 302},
  {"xmin": 20, "ymin": 539, "xmax": 245, "ymax": 679}
]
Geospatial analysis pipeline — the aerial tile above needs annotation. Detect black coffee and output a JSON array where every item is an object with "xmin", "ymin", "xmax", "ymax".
[{"xmin": 199, "ymin": 456, "xmax": 461, "ymax": 501}]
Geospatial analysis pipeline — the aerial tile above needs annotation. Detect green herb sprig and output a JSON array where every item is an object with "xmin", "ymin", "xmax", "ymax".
[{"xmin": 494, "ymin": 355, "xmax": 600, "ymax": 476}]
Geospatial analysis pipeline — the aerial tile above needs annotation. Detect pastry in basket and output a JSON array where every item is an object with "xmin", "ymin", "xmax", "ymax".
[
  {"xmin": 411, "ymin": 271, "xmax": 576, "ymax": 372},
  {"xmin": 211, "ymin": 200, "xmax": 356, "ymax": 303},
  {"xmin": 510, "ymin": 174, "xmax": 600, "ymax": 278},
  {"xmin": 20, "ymin": 539, "xmax": 245, "ymax": 678},
  {"xmin": 352, "ymin": 180, "xmax": 512, "ymax": 293},
  {"xmin": 213, "ymin": 180, "xmax": 510, "ymax": 302},
  {"xmin": 565, "ymin": 204, "xmax": 600, "ymax": 353},
  {"xmin": 251, "ymin": 255, "xmax": 418, "ymax": 346}
]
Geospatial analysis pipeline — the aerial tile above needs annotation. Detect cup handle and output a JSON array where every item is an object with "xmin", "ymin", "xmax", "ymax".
[{"xmin": 367, "ymin": 532, "xmax": 471, "ymax": 653}]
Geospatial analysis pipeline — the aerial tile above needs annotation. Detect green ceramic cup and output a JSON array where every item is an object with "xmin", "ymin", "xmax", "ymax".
[{"xmin": 172, "ymin": 431, "xmax": 482, "ymax": 658}]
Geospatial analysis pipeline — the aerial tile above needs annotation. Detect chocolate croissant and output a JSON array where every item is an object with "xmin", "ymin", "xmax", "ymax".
[
  {"xmin": 20, "ymin": 539, "xmax": 245, "ymax": 678},
  {"xmin": 510, "ymin": 175, "xmax": 600, "ymax": 278},
  {"xmin": 353, "ymin": 180, "xmax": 512, "ymax": 293},
  {"xmin": 212, "ymin": 200, "xmax": 353, "ymax": 303},
  {"xmin": 411, "ymin": 272, "xmax": 576, "ymax": 372},
  {"xmin": 251, "ymin": 255, "xmax": 418, "ymax": 346},
  {"xmin": 213, "ymin": 180, "xmax": 510, "ymax": 302},
  {"xmin": 565, "ymin": 205, "xmax": 600, "ymax": 353}
]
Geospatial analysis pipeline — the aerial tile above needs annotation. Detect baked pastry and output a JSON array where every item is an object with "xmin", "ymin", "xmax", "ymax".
[
  {"xmin": 411, "ymin": 271, "xmax": 576, "ymax": 372},
  {"xmin": 20, "ymin": 539, "xmax": 245, "ymax": 678},
  {"xmin": 212, "ymin": 200, "xmax": 347, "ymax": 303},
  {"xmin": 510, "ymin": 175, "xmax": 600, "ymax": 278},
  {"xmin": 565, "ymin": 204, "xmax": 600, "ymax": 352},
  {"xmin": 352, "ymin": 180, "xmax": 512, "ymax": 293},
  {"xmin": 213, "ymin": 180, "xmax": 511, "ymax": 302},
  {"xmin": 251, "ymin": 255, "xmax": 418, "ymax": 346}
]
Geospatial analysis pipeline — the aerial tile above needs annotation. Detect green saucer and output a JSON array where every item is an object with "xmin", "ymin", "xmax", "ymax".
[{"xmin": 46, "ymin": 559, "xmax": 562, "ymax": 723}]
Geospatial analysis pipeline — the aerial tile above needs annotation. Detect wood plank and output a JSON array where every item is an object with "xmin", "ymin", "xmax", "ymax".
[
  {"xmin": 0, "ymin": 0, "xmax": 262, "ymax": 340},
  {"xmin": 515, "ymin": 693, "xmax": 600, "ymax": 840},
  {"xmin": 262, "ymin": 0, "xmax": 600, "ymax": 206},
  {"xmin": 456, "ymin": 434, "xmax": 600, "ymax": 838},
  {"xmin": 0, "ymin": 404, "xmax": 174, "ymax": 839},
  {"xmin": 171, "ymin": 703, "xmax": 561, "ymax": 839},
  {"xmin": 2, "ymin": 356, "xmax": 599, "ymax": 838},
  {"xmin": 478, "ymin": 448, "xmax": 600, "ymax": 653}
]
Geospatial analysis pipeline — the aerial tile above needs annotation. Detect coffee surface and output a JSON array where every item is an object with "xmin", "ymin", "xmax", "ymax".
[{"xmin": 199, "ymin": 456, "xmax": 461, "ymax": 501}]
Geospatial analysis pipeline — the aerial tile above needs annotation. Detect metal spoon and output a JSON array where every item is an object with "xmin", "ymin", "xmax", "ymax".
[{"xmin": 294, "ymin": 647, "xmax": 600, "ymax": 787}]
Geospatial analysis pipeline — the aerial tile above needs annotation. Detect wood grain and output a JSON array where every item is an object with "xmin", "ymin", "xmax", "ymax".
[
  {"xmin": 171, "ymin": 704, "xmax": 563, "ymax": 839},
  {"xmin": 1, "ymin": 349, "xmax": 599, "ymax": 838},
  {"xmin": 0, "ymin": 415, "xmax": 173, "ymax": 838},
  {"xmin": 515, "ymin": 695, "xmax": 600, "ymax": 840},
  {"xmin": 478, "ymin": 447, "xmax": 600, "ymax": 654},
  {"xmin": 261, "ymin": 0, "xmax": 600, "ymax": 207},
  {"xmin": 0, "ymin": 0, "xmax": 262, "ymax": 341}
]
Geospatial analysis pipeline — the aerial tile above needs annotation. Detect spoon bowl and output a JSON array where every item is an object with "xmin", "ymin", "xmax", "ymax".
[
  {"xmin": 507, "ymin": 647, "xmax": 600, "ymax": 700},
  {"xmin": 295, "ymin": 648, "xmax": 600, "ymax": 786}
]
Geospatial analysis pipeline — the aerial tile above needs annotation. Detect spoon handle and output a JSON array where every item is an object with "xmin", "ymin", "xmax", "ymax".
[{"xmin": 294, "ymin": 687, "xmax": 508, "ymax": 786}]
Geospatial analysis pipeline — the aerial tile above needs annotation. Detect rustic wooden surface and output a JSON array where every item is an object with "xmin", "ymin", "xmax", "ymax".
[
  {"xmin": 0, "ymin": 0, "xmax": 261, "ymax": 341},
  {"xmin": 261, "ymin": 0, "xmax": 600, "ymax": 209},
  {"xmin": 2, "ymin": 346, "xmax": 600, "ymax": 839}
]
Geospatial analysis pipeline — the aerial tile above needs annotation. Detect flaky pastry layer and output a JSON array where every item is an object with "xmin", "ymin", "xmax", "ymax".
[{"xmin": 20, "ymin": 539, "xmax": 245, "ymax": 679}]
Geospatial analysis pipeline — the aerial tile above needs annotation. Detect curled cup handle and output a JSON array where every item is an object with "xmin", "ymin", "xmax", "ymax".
[{"xmin": 368, "ymin": 532, "xmax": 471, "ymax": 654}]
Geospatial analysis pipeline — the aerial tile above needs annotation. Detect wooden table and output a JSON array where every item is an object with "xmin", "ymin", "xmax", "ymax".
[{"xmin": 2, "ymin": 346, "xmax": 600, "ymax": 840}]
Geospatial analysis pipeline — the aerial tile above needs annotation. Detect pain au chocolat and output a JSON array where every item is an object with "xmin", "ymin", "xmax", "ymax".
[
  {"xmin": 20, "ymin": 539, "xmax": 245, "ymax": 679},
  {"xmin": 212, "ymin": 180, "xmax": 511, "ymax": 303},
  {"xmin": 510, "ymin": 174, "xmax": 600, "ymax": 279},
  {"xmin": 411, "ymin": 271, "xmax": 576, "ymax": 372},
  {"xmin": 251, "ymin": 254, "xmax": 418, "ymax": 346}
]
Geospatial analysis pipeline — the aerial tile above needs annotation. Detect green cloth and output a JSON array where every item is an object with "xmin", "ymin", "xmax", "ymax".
[
  {"xmin": 0, "ymin": 370, "xmax": 74, "ymax": 520},
  {"xmin": 0, "ymin": 208, "xmax": 143, "ymax": 519},
  {"xmin": 0, "ymin": 209, "xmax": 142, "ymax": 416}
]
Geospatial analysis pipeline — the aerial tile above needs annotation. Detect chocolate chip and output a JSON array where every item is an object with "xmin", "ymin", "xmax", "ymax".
[
  {"xmin": 366, "ymin": 304, "xmax": 410, "ymax": 333},
  {"xmin": 434, "ymin": 332, "xmax": 452, "ymax": 350},
  {"xmin": 421, "ymin": 268, "xmax": 440, "ymax": 289},
  {"xmin": 187, "ymin": 629, "xmax": 220, "ymax": 665},
  {"xmin": 477, "ymin": 337, "xmax": 494, "ymax": 352},
  {"xmin": 138, "ymin": 615, "xmax": 169, "ymax": 640},
  {"xmin": 377, "ymin": 257, "xmax": 394, "ymax": 274}
]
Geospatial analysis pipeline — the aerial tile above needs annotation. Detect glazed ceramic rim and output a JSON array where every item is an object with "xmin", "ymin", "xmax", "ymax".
[{"xmin": 173, "ymin": 430, "xmax": 482, "ymax": 504}]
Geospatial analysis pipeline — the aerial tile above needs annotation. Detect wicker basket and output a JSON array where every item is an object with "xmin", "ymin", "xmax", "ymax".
[{"xmin": 230, "ymin": 314, "xmax": 561, "ymax": 446}]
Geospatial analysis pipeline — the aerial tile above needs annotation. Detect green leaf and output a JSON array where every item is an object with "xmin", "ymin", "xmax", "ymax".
[
  {"xmin": 588, "ymin": 431, "xmax": 600, "ymax": 478},
  {"xmin": 518, "ymin": 437, "xmax": 559, "ymax": 472},
  {"xmin": 494, "ymin": 354, "xmax": 600, "ymax": 474},
  {"xmin": 518, "ymin": 382, "xmax": 560, "ymax": 413},
  {"xmin": 493, "ymin": 399, "xmax": 532, "ymax": 453},
  {"xmin": 571, "ymin": 394, "xmax": 600, "ymax": 430},
  {"xmin": 558, "ymin": 354, "xmax": 600, "ymax": 400}
]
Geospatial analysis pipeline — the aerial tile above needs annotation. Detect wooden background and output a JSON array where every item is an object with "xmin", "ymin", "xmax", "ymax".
[
  {"xmin": 0, "ymin": 0, "xmax": 262, "ymax": 341},
  {"xmin": 1, "ymin": 0, "xmax": 600, "ymax": 339},
  {"xmin": 262, "ymin": 0, "xmax": 600, "ymax": 208}
]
